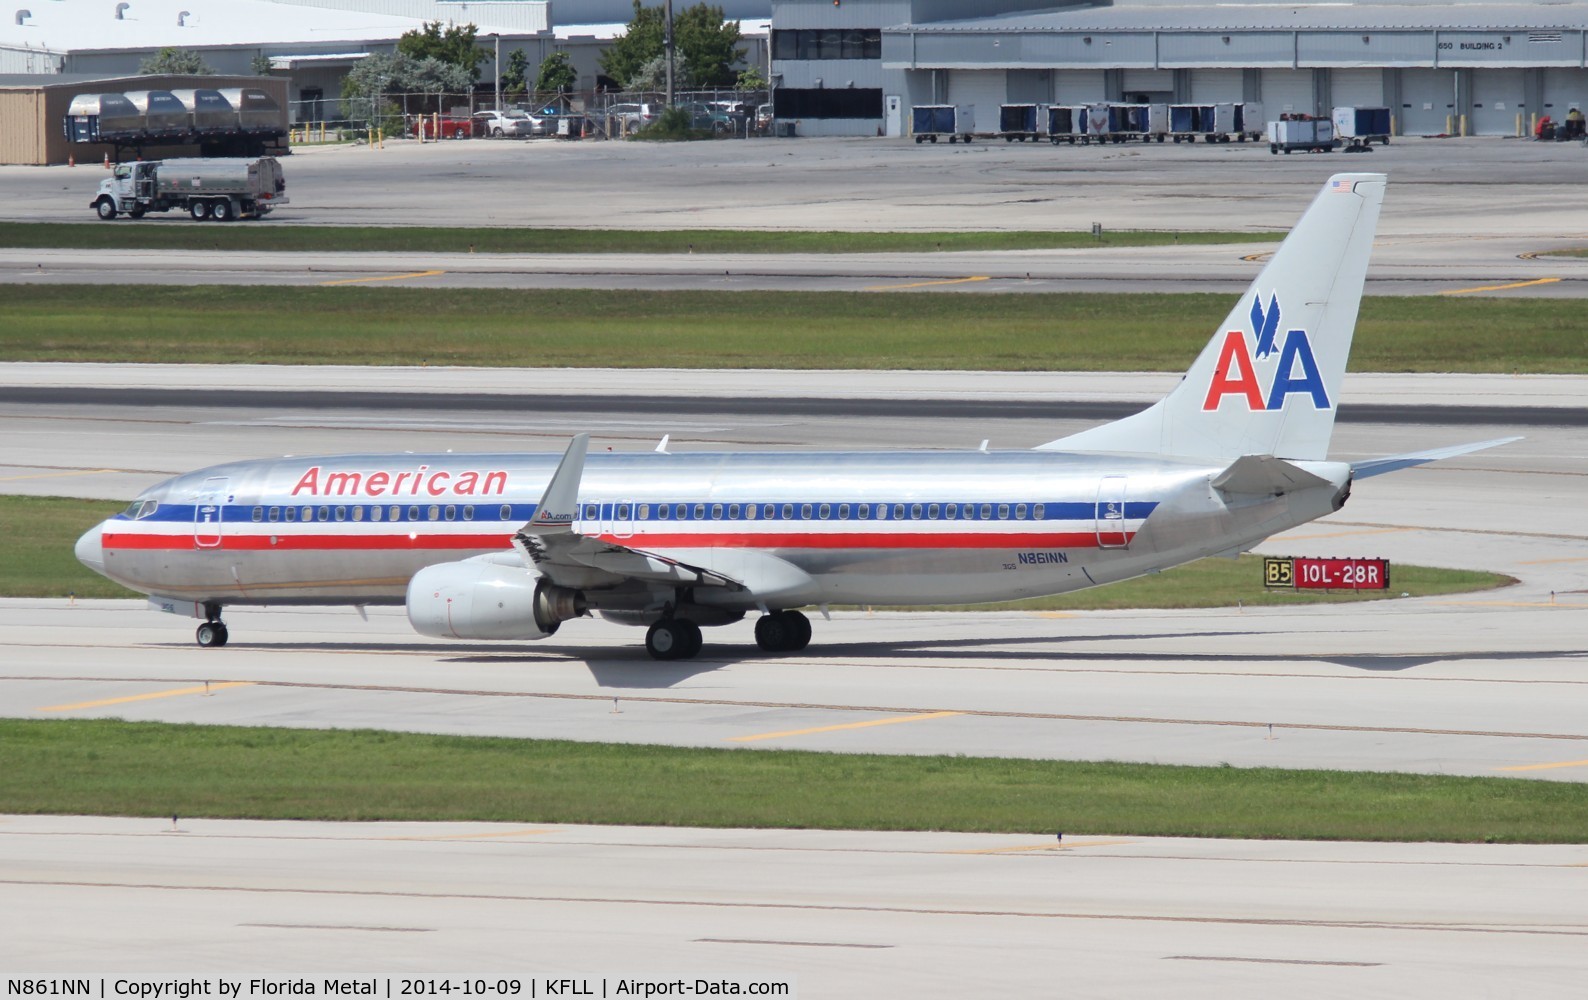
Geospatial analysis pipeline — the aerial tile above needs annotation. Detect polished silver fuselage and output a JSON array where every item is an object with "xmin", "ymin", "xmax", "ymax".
[{"xmin": 89, "ymin": 449, "xmax": 1350, "ymax": 614}]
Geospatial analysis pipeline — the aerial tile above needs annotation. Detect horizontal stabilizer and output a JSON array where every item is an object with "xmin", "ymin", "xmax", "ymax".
[
  {"xmin": 1350, "ymin": 436, "xmax": 1521, "ymax": 479},
  {"xmin": 1212, "ymin": 455, "xmax": 1332, "ymax": 495}
]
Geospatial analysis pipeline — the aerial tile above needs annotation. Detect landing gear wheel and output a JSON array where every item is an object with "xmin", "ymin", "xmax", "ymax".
[
  {"xmin": 646, "ymin": 618, "xmax": 700, "ymax": 660},
  {"xmin": 190, "ymin": 201, "xmax": 211, "ymax": 221},
  {"xmin": 196, "ymin": 621, "xmax": 229, "ymax": 647},
  {"xmin": 755, "ymin": 610, "xmax": 811, "ymax": 653}
]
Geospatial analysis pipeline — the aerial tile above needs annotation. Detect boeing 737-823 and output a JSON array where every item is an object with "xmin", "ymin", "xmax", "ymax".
[{"xmin": 74, "ymin": 173, "xmax": 1513, "ymax": 659}]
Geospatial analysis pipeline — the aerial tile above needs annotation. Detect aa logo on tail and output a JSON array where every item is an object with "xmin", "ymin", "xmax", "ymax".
[{"xmin": 1202, "ymin": 294, "xmax": 1331, "ymax": 412}]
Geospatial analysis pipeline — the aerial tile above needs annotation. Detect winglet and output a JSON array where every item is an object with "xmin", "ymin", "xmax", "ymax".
[
  {"xmin": 524, "ymin": 433, "xmax": 589, "ymax": 533},
  {"xmin": 1350, "ymin": 436, "xmax": 1520, "ymax": 480}
]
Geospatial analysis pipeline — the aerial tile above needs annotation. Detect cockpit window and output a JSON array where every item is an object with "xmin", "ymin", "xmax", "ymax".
[{"xmin": 122, "ymin": 499, "xmax": 160, "ymax": 520}]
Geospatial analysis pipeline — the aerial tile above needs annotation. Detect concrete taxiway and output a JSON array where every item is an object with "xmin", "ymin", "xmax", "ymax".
[
  {"xmin": 1, "ymin": 365, "xmax": 1584, "ymax": 781},
  {"xmin": 3, "ymin": 815, "xmax": 1585, "ymax": 996}
]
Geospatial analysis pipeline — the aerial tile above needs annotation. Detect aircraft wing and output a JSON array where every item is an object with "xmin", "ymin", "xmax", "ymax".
[
  {"xmin": 512, "ymin": 434, "xmax": 747, "ymax": 592},
  {"xmin": 1349, "ymin": 436, "xmax": 1521, "ymax": 480}
]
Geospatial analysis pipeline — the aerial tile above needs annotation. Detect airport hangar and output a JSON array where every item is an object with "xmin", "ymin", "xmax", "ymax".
[{"xmin": 770, "ymin": 0, "xmax": 1588, "ymax": 137}]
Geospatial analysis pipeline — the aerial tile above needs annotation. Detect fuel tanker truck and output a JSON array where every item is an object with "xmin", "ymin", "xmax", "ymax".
[{"xmin": 91, "ymin": 157, "xmax": 287, "ymax": 221}]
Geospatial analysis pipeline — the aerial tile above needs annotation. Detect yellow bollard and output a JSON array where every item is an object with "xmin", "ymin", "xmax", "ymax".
[
  {"xmin": 1516, "ymin": 113, "xmax": 1522, "ymax": 137},
  {"xmin": 1460, "ymin": 114, "xmax": 1468, "ymax": 137},
  {"xmin": 377, "ymin": 127, "xmax": 384, "ymax": 149},
  {"xmin": 319, "ymin": 121, "xmax": 326, "ymax": 143},
  {"xmin": 1530, "ymin": 112, "xmax": 1537, "ymax": 138},
  {"xmin": 1390, "ymin": 114, "xmax": 1397, "ymax": 136},
  {"xmin": 1445, "ymin": 114, "xmax": 1453, "ymax": 135}
]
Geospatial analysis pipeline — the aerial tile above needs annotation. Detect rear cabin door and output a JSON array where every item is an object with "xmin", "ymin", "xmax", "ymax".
[
  {"xmin": 193, "ymin": 476, "xmax": 228, "ymax": 549},
  {"xmin": 1095, "ymin": 475, "xmax": 1129, "ymax": 549}
]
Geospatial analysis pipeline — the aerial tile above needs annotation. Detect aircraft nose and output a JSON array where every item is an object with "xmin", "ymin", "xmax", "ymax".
[{"xmin": 75, "ymin": 522, "xmax": 106, "ymax": 575}]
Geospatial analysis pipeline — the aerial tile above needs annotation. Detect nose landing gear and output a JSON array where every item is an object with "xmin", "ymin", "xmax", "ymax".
[{"xmin": 195, "ymin": 603, "xmax": 229, "ymax": 647}]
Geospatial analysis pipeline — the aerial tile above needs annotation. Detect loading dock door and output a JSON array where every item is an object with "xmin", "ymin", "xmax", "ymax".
[
  {"xmin": 1471, "ymin": 69, "xmax": 1525, "ymax": 135},
  {"xmin": 1261, "ymin": 69, "xmax": 1316, "ymax": 116},
  {"xmin": 1399, "ymin": 69, "xmax": 1457, "ymax": 134},
  {"xmin": 946, "ymin": 70, "xmax": 1008, "ymax": 135},
  {"xmin": 1331, "ymin": 68, "xmax": 1384, "ymax": 109}
]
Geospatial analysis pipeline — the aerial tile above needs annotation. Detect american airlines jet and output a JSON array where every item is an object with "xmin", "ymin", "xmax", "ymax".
[{"xmin": 74, "ymin": 173, "xmax": 1511, "ymax": 659}]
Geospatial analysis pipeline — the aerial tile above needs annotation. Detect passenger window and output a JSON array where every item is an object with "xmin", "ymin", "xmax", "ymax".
[
  {"xmin": 694, "ymin": 504, "xmax": 705, "ymax": 520},
  {"xmin": 998, "ymin": 504, "xmax": 1010, "ymax": 519},
  {"xmin": 408, "ymin": 506, "xmax": 420, "ymax": 521},
  {"xmin": 585, "ymin": 504, "xmax": 598, "ymax": 520},
  {"xmin": 839, "ymin": 504, "xmax": 850, "ymax": 519},
  {"xmin": 801, "ymin": 503, "xmax": 813, "ymax": 518},
  {"xmin": 352, "ymin": 506, "xmax": 364, "ymax": 522},
  {"xmin": 711, "ymin": 504, "xmax": 723, "ymax": 519},
  {"xmin": 463, "ymin": 505, "xmax": 473, "ymax": 521},
  {"xmin": 445, "ymin": 505, "xmax": 456, "ymax": 521},
  {"xmin": 1034, "ymin": 504, "xmax": 1045, "ymax": 519},
  {"xmin": 893, "ymin": 504, "xmax": 905, "ymax": 520},
  {"xmin": 946, "ymin": 503, "xmax": 958, "ymax": 519},
  {"xmin": 676, "ymin": 503, "xmax": 687, "ymax": 519},
  {"xmin": 269, "ymin": 506, "xmax": 280, "ymax": 522},
  {"xmin": 876, "ymin": 504, "xmax": 888, "ymax": 520},
  {"xmin": 980, "ymin": 504, "xmax": 992, "ymax": 519},
  {"xmin": 428, "ymin": 505, "xmax": 440, "ymax": 521},
  {"xmin": 285, "ymin": 507, "xmax": 296, "ymax": 523},
  {"xmin": 747, "ymin": 504, "xmax": 758, "ymax": 520},
  {"xmin": 252, "ymin": 507, "xmax": 263, "ymax": 522},
  {"xmin": 335, "ymin": 507, "xmax": 346, "ymax": 522},
  {"xmin": 658, "ymin": 504, "xmax": 670, "ymax": 520},
  {"xmin": 371, "ymin": 506, "xmax": 382, "ymax": 522},
  {"xmin": 500, "ymin": 504, "xmax": 512, "ymax": 520},
  {"xmin": 729, "ymin": 504, "xmax": 740, "ymax": 519},
  {"xmin": 928, "ymin": 504, "xmax": 939, "ymax": 519},
  {"xmin": 1016, "ymin": 504, "xmax": 1028, "ymax": 520},
  {"xmin": 782, "ymin": 504, "xmax": 793, "ymax": 519},
  {"xmin": 639, "ymin": 504, "xmax": 650, "ymax": 520},
  {"xmin": 318, "ymin": 507, "xmax": 330, "ymax": 522},
  {"xmin": 818, "ymin": 504, "xmax": 830, "ymax": 519},
  {"xmin": 390, "ymin": 506, "xmax": 402, "ymax": 522},
  {"xmin": 911, "ymin": 504, "xmax": 923, "ymax": 519}
]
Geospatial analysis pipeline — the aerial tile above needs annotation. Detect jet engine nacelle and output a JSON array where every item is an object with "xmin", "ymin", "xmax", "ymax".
[{"xmin": 406, "ymin": 559, "xmax": 584, "ymax": 640}]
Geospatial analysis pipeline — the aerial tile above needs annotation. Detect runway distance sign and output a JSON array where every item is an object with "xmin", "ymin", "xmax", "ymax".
[{"xmin": 1264, "ymin": 556, "xmax": 1390, "ymax": 590}]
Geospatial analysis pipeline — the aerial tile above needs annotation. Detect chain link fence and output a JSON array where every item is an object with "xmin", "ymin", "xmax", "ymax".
[{"xmin": 285, "ymin": 88, "xmax": 772, "ymax": 143}]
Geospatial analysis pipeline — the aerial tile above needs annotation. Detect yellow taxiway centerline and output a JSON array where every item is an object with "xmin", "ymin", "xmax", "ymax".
[
  {"xmin": 728, "ymin": 710, "xmax": 963, "ymax": 743},
  {"xmin": 1496, "ymin": 759, "xmax": 1588, "ymax": 773},
  {"xmin": 317, "ymin": 269, "xmax": 447, "ymax": 287},
  {"xmin": 864, "ymin": 276, "xmax": 990, "ymax": 291},
  {"xmin": 1440, "ymin": 277, "xmax": 1560, "ymax": 296},
  {"xmin": 38, "ymin": 681, "xmax": 255, "ymax": 713}
]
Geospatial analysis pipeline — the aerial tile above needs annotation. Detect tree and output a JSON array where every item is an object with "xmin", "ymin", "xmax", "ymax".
[
  {"xmin": 396, "ymin": 20, "xmax": 486, "ymax": 82},
  {"xmin": 674, "ymin": 4, "xmax": 742, "ymax": 87},
  {"xmin": 501, "ymin": 48, "xmax": 531, "ymax": 99},
  {"xmin": 624, "ymin": 54, "xmax": 691, "ymax": 93},
  {"xmin": 599, "ymin": 1, "xmax": 665, "ymax": 91},
  {"xmin": 249, "ymin": 53, "xmax": 273, "ymax": 76},
  {"xmin": 735, "ymin": 66, "xmax": 766, "ymax": 93},
  {"xmin": 138, "ymin": 47, "xmax": 214, "ymax": 75},
  {"xmin": 534, "ymin": 51, "xmax": 577, "ymax": 95}
]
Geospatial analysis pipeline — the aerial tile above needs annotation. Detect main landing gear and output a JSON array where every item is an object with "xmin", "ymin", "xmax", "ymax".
[
  {"xmin": 645, "ymin": 618, "xmax": 703, "ymax": 661},
  {"xmin": 754, "ymin": 610, "xmax": 811, "ymax": 653},
  {"xmin": 642, "ymin": 609, "xmax": 813, "ymax": 660},
  {"xmin": 195, "ymin": 603, "xmax": 229, "ymax": 647}
]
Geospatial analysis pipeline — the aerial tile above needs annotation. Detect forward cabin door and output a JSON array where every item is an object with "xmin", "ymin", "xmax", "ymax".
[
  {"xmin": 193, "ymin": 476, "xmax": 228, "ymax": 549},
  {"xmin": 1096, "ymin": 475, "xmax": 1129, "ymax": 549}
]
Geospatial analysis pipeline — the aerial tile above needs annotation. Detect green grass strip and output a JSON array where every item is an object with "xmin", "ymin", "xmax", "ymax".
[
  {"xmin": 3, "ymin": 496, "xmax": 1512, "ymax": 606},
  {"xmin": 0, "ymin": 221, "xmax": 1280, "ymax": 254},
  {"xmin": 3, "ymin": 286, "xmax": 1586, "ymax": 372},
  {"xmin": 2, "ymin": 719, "xmax": 1582, "ymax": 842}
]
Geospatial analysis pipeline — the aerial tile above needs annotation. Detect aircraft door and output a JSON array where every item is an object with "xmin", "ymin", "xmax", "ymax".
[
  {"xmin": 1096, "ymin": 475, "xmax": 1129, "ymax": 549},
  {"xmin": 193, "ymin": 476, "xmax": 228, "ymax": 549}
]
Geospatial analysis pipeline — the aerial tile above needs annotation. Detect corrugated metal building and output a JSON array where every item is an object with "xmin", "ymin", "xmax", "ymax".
[
  {"xmin": 771, "ymin": 0, "xmax": 1588, "ymax": 136},
  {"xmin": 0, "ymin": 73, "xmax": 288, "ymax": 165}
]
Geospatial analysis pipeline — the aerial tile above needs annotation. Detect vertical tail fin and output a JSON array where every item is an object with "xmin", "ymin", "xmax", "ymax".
[{"xmin": 1039, "ymin": 172, "xmax": 1386, "ymax": 461}]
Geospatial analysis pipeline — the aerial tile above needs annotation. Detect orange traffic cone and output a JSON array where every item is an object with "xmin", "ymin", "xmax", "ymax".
[
  {"xmin": 102, "ymin": 153, "xmax": 110, "ymax": 168},
  {"xmin": 68, "ymin": 154, "xmax": 75, "ymax": 167}
]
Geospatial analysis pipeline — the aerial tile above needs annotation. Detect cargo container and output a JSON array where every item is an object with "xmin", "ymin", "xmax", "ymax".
[
  {"xmin": 1046, "ymin": 105, "xmax": 1080, "ymax": 144},
  {"xmin": 218, "ymin": 88, "xmax": 284, "ymax": 135},
  {"xmin": 1332, "ymin": 106, "xmax": 1392, "ymax": 150},
  {"xmin": 999, "ymin": 103, "xmax": 1040, "ymax": 141},
  {"xmin": 90, "ymin": 156, "xmax": 288, "ymax": 221},
  {"xmin": 62, "ymin": 93, "xmax": 143, "ymax": 144},
  {"xmin": 1142, "ymin": 103, "xmax": 1171, "ymax": 142},
  {"xmin": 1268, "ymin": 118, "xmax": 1335, "ymax": 154},
  {"xmin": 1169, "ymin": 104, "xmax": 1215, "ymax": 142},
  {"xmin": 911, "ymin": 104, "xmax": 974, "ymax": 143},
  {"xmin": 170, "ymin": 89, "xmax": 238, "ymax": 135},
  {"xmin": 122, "ymin": 90, "xmax": 189, "ymax": 139}
]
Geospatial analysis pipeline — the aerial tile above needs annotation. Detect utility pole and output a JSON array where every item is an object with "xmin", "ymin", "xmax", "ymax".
[
  {"xmin": 664, "ymin": 0, "xmax": 674, "ymax": 108},
  {"xmin": 492, "ymin": 33, "xmax": 501, "ymax": 111}
]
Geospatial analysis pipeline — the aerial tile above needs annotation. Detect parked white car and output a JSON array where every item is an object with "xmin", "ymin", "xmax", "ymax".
[{"xmin": 472, "ymin": 109, "xmax": 537, "ymax": 138}]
